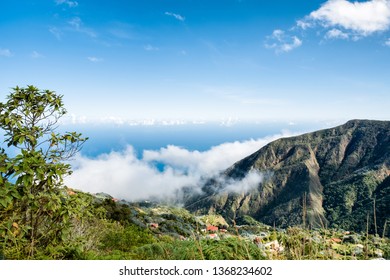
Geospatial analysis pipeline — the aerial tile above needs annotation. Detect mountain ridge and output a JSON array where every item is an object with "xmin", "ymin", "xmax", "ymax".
[{"xmin": 185, "ymin": 119, "xmax": 390, "ymax": 236}]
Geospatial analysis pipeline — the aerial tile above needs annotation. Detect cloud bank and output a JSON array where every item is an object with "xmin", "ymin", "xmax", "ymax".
[{"xmin": 65, "ymin": 133, "xmax": 291, "ymax": 201}]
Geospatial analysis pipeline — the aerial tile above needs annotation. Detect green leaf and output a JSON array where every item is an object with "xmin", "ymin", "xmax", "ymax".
[
  {"xmin": 26, "ymin": 134, "xmax": 36, "ymax": 143},
  {"xmin": 0, "ymin": 199, "xmax": 7, "ymax": 208},
  {"xmin": 22, "ymin": 175, "xmax": 32, "ymax": 186},
  {"xmin": 11, "ymin": 190, "xmax": 21, "ymax": 199}
]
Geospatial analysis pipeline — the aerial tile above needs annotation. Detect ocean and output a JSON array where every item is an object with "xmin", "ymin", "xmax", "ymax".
[{"xmin": 63, "ymin": 121, "xmax": 329, "ymax": 158}]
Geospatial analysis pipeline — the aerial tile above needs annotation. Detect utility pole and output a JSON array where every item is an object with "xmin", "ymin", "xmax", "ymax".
[
  {"xmin": 302, "ymin": 192, "xmax": 307, "ymax": 229},
  {"xmin": 373, "ymin": 198, "xmax": 377, "ymax": 235}
]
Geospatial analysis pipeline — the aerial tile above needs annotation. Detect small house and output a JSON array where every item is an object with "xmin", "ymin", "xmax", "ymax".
[
  {"xmin": 206, "ymin": 225, "xmax": 218, "ymax": 232},
  {"xmin": 149, "ymin": 223, "xmax": 159, "ymax": 229}
]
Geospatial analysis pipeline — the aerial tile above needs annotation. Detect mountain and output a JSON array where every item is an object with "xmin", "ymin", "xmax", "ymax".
[{"xmin": 185, "ymin": 120, "xmax": 390, "ymax": 236}]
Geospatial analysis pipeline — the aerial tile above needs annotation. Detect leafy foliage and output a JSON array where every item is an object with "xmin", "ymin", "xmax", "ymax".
[
  {"xmin": 100, "ymin": 224, "xmax": 156, "ymax": 252},
  {"xmin": 0, "ymin": 86, "xmax": 88, "ymax": 259}
]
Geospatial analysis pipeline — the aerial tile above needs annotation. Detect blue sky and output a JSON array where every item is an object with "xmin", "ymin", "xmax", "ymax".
[{"xmin": 1, "ymin": 0, "xmax": 390, "ymax": 124}]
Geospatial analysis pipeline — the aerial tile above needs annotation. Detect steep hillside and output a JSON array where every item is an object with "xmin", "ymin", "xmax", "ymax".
[{"xmin": 185, "ymin": 120, "xmax": 390, "ymax": 236}]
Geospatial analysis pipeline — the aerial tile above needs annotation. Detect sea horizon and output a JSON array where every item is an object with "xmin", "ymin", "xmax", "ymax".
[{"xmin": 62, "ymin": 119, "xmax": 344, "ymax": 201}]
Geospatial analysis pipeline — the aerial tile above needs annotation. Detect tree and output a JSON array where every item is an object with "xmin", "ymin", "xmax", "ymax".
[{"xmin": 0, "ymin": 85, "xmax": 88, "ymax": 259}]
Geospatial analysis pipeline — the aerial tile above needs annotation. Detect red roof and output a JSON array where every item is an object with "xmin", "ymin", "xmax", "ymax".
[{"xmin": 207, "ymin": 225, "xmax": 218, "ymax": 232}]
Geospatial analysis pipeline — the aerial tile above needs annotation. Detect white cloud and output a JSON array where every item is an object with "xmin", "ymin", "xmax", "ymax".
[
  {"xmin": 308, "ymin": 0, "xmax": 390, "ymax": 36},
  {"xmin": 144, "ymin": 44, "xmax": 159, "ymax": 51},
  {"xmin": 0, "ymin": 48, "xmax": 12, "ymax": 57},
  {"xmin": 385, "ymin": 38, "xmax": 390, "ymax": 46},
  {"xmin": 222, "ymin": 170, "xmax": 264, "ymax": 194},
  {"xmin": 271, "ymin": 1, "xmax": 390, "ymax": 47},
  {"xmin": 220, "ymin": 117, "xmax": 239, "ymax": 127},
  {"xmin": 61, "ymin": 114, "xmax": 88, "ymax": 124},
  {"xmin": 325, "ymin": 28, "xmax": 349, "ymax": 39},
  {"xmin": 65, "ymin": 133, "xmax": 292, "ymax": 201},
  {"xmin": 66, "ymin": 147, "xmax": 196, "ymax": 201},
  {"xmin": 265, "ymin": 29, "xmax": 302, "ymax": 53},
  {"xmin": 165, "ymin": 12, "xmax": 185, "ymax": 21},
  {"xmin": 296, "ymin": 19, "xmax": 313, "ymax": 30},
  {"xmin": 87, "ymin": 56, "xmax": 103, "ymax": 62},
  {"xmin": 143, "ymin": 136, "xmax": 281, "ymax": 176},
  {"xmin": 56, "ymin": 0, "xmax": 78, "ymax": 8}
]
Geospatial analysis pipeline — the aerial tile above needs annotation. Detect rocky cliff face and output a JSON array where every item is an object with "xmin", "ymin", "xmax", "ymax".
[{"xmin": 185, "ymin": 120, "xmax": 390, "ymax": 235}]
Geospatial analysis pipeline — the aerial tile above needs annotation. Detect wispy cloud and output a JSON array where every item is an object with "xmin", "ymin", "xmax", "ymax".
[
  {"xmin": 49, "ymin": 17, "xmax": 97, "ymax": 42},
  {"xmin": 386, "ymin": 38, "xmax": 390, "ymax": 46},
  {"xmin": 165, "ymin": 12, "xmax": 185, "ymax": 22},
  {"xmin": 65, "ymin": 133, "xmax": 292, "ymax": 201},
  {"xmin": 221, "ymin": 170, "xmax": 264, "ymax": 194},
  {"xmin": 106, "ymin": 22, "xmax": 139, "ymax": 42},
  {"xmin": 49, "ymin": 27, "xmax": 62, "ymax": 40},
  {"xmin": 68, "ymin": 17, "xmax": 97, "ymax": 38},
  {"xmin": 325, "ymin": 28, "xmax": 349, "ymax": 40},
  {"xmin": 68, "ymin": 17, "xmax": 81, "ymax": 29},
  {"xmin": 265, "ymin": 29, "xmax": 302, "ymax": 53},
  {"xmin": 109, "ymin": 28, "xmax": 133, "ymax": 40},
  {"xmin": 31, "ymin": 51, "xmax": 44, "ymax": 59},
  {"xmin": 296, "ymin": 19, "xmax": 313, "ymax": 30},
  {"xmin": 55, "ymin": 0, "xmax": 78, "ymax": 8},
  {"xmin": 87, "ymin": 56, "xmax": 103, "ymax": 62},
  {"xmin": 144, "ymin": 44, "xmax": 159, "ymax": 51},
  {"xmin": 203, "ymin": 85, "xmax": 283, "ymax": 107},
  {"xmin": 0, "ymin": 48, "xmax": 12, "ymax": 57}
]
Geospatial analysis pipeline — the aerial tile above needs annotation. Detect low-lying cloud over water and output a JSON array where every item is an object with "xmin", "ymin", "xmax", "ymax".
[{"xmin": 65, "ymin": 132, "xmax": 293, "ymax": 201}]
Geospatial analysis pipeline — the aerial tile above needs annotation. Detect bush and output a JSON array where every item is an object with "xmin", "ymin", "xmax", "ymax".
[{"xmin": 100, "ymin": 224, "xmax": 156, "ymax": 253}]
